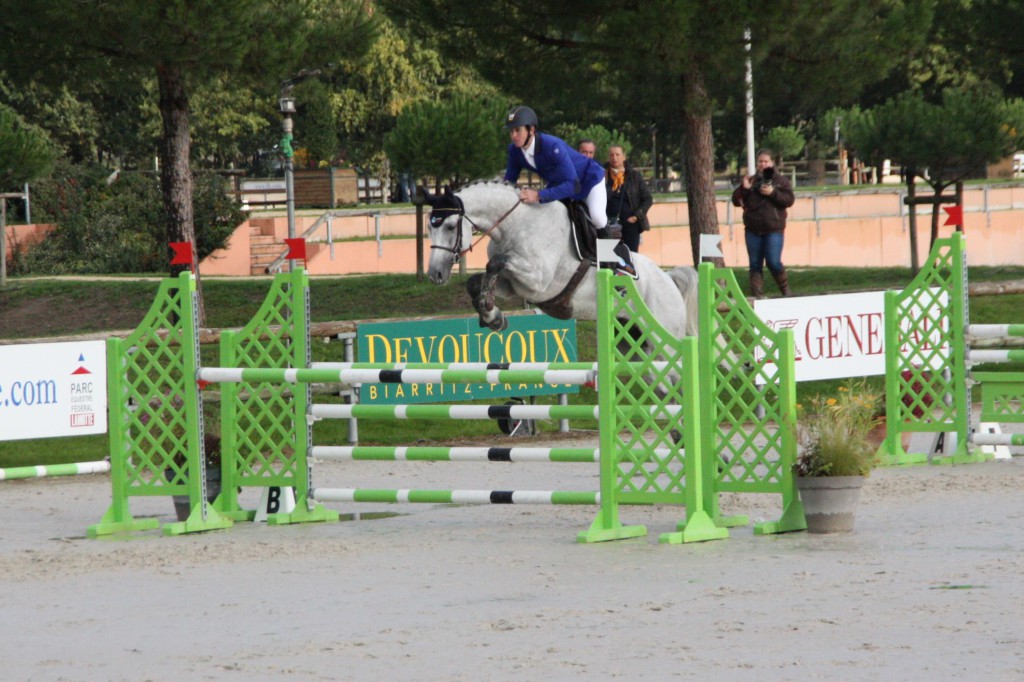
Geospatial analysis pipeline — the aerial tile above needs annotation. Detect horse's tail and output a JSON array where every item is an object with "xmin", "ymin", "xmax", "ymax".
[{"xmin": 667, "ymin": 266, "xmax": 700, "ymax": 337}]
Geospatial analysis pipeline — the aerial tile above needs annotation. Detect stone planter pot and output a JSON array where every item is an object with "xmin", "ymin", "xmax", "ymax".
[{"xmin": 795, "ymin": 475, "xmax": 866, "ymax": 533}]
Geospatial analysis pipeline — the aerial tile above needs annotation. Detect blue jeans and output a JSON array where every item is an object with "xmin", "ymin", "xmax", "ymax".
[{"xmin": 745, "ymin": 231, "xmax": 785, "ymax": 275}]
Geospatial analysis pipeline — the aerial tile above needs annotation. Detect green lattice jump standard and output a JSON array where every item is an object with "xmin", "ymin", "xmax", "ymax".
[
  {"xmin": 880, "ymin": 232, "xmax": 987, "ymax": 466},
  {"xmin": 88, "ymin": 272, "xmax": 232, "ymax": 538},
  {"xmin": 216, "ymin": 267, "xmax": 338, "ymax": 526},
  {"xmin": 579, "ymin": 270, "xmax": 706, "ymax": 542},
  {"xmin": 696, "ymin": 263, "xmax": 804, "ymax": 536}
]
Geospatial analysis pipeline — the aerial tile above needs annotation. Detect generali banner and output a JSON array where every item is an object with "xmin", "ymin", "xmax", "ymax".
[{"xmin": 753, "ymin": 290, "xmax": 950, "ymax": 384}]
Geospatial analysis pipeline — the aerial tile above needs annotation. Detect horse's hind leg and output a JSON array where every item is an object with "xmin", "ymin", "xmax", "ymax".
[{"xmin": 466, "ymin": 258, "xmax": 509, "ymax": 331}]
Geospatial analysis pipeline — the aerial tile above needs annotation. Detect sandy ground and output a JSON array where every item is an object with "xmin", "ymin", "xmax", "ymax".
[{"xmin": 2, "ymin": 436, "xmax": 1023, "ymax": 682}]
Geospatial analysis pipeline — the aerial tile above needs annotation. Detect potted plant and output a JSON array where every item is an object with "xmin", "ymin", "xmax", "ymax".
[{"xmin": 794, "ymin": 379, "xmax": 882, "ymax": 533}]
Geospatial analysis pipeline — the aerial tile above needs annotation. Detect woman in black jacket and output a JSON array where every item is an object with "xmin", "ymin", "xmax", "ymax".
[
  {"xmin": 731, "ymin": 149, "xmax": 795, "ymax": 297},
  {"xmin": 605, "ymin": 145, "xmax": 653, "ymax": 253}
]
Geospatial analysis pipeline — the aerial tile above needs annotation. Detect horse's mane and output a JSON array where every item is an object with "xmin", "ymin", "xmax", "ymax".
[
  {"xmin": 456, "ymin": 178, "xmax": 565, "ymax": 218},
  {"xmin": 457, "ymin": 178, "xmax": 519, "ymax": 193}
]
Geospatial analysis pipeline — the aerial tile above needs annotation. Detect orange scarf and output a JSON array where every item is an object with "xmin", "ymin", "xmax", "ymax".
[{"xmin": 607, "ymin": 167, "xmax": 625, "ymax": 192}]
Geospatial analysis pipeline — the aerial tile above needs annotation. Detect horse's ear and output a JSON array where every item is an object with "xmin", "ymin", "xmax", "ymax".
[{"xmin": 419, "ymin": 186, "xmax": 437, "ymax": 207}]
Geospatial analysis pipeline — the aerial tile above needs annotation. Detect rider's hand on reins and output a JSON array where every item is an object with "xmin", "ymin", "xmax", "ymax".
[{"xmin": 519, "ymin": 188, "xmax": 539, "ymax": 203}]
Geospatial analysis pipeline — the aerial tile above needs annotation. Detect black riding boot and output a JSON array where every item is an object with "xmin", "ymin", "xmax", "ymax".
[
  {"xmin": 613, "ymin": 242, "xmax": 638, "ymax": 279},
  {"xmin": 771, "ymin": 268, "xmax": 792, "ymax": 297},
  {"xmin": 749, "ymin": 271, "xmax": 765, "ymax": 299}
]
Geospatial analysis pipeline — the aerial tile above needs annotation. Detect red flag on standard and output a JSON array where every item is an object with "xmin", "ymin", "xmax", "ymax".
[
  {"xmin": 943, "ymin": 205, "xmax": 963, "ymax": 226},
  {"xmin": 169, "ymin": 241, "xmax": 193, "ymax": 265},
  {"xmin": 285, "ymin": 238, "xmax": 307, "ymax": 262}
]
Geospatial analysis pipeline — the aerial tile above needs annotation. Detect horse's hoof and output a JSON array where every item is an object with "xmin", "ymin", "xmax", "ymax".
[{"xmin": 490, "ymin": 314, "xmax": 508, "ymax": 332}]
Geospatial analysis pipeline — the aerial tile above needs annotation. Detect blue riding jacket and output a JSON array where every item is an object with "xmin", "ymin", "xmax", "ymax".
[{"xmin": 504, "ymin": 132, "xmax": 605, "ymax": 203}]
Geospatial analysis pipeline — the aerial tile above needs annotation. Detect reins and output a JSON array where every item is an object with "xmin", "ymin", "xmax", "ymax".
[
  {"xmin": 460, "ymin": 197, "xmax": 522, "ymax": 254},
  {"xmin": 430, "ymin": 194, "xmax": 522, "ymax": 262}
]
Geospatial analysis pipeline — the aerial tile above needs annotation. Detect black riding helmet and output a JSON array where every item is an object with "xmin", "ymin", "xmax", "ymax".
[{"xmin": 505, "ymin": 105, "xmax": 538, "ymax": 130}]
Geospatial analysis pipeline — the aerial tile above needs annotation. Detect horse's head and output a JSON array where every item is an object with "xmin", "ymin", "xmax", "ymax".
[{"xmin": 422, "ymin": 186, "xmax": 472, "ymax": 285}]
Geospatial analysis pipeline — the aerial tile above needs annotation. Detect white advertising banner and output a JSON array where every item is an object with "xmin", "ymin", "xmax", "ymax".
[
  {"xmin": 753, "ymin": 290, "xmax": 949, "ymax": 384},
  {"xmin": 0, "ymin": 341, "xmax": 108, "ymax": 441}
]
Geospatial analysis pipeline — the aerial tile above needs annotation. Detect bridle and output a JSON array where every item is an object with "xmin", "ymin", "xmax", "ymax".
[{"xmin": 429, "ymin": 194, "xmax": 522, "ymax": 262}]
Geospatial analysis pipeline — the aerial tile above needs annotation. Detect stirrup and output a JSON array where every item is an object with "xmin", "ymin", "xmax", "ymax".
[
  {"xmin": 612, "ymin": 244, "xmax": 639, "ymax": 280},
  {"xmin": 614, "ymin": 261, "xmax": 638, "ymax": 280}
]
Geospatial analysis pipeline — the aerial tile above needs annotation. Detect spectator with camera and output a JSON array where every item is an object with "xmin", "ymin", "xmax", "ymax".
[
  {"xmin": 605, "ymin": 145, "xmax": 653, "ymax": 253},
  {"xmin": 731, "ymin": 148, "xmax": 796, "ymax": 297}
]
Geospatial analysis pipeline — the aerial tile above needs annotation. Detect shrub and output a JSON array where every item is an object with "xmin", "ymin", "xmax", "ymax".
[
  {"xmin": 18, "ymin": 163, "xmax": 241, "ymax": 274},
  {"xmin": 794, "ymin": 379, "xmax": 882, "ymax": 477}
]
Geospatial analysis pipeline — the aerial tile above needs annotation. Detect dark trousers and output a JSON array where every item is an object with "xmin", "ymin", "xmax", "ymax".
[
  {"xmin": 745, "ymin": 230, "xmax": 785, "ymax": 274},
  {"xmin": 620, "ymin": 221, "xmax": 641, "ymax": 252}
]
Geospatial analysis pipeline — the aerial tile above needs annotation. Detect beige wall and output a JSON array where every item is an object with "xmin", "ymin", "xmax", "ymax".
[
  {"xmin": 198, "ymin": 184, "xmax": 1022, "ymax": 276},
  {"xmin": 3, "ymin": 223, "xmax": 54, "ymax": 265}
]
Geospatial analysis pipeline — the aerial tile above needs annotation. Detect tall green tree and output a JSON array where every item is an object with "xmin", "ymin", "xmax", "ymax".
[
  {"xmin": 381, "ymin": 0, "xmax": 932, "ymax": 264},
  {"xmin": 384, "ymin": 95, "xmax": 508, "ymax": 189},
  {"xmin": 0, "ymin": 0, "xmax": 374, "ymax": 280},
  {"xmin": 843, "ymin": 86, "xmax": 1024, "ymax": 269},
  {"xmin": 921, "ymin": 0, "xmax": 1024, "ymax": 98},
  {"xmin": 0, "ymin": 106, "xmax": 55, "ymax": 190}
]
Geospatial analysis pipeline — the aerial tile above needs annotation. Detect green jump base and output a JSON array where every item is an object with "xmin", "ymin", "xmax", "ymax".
[
  {"xmin": 162, "ymin": 505, "xmax": 233, "ymax": 536},
  {"xmin": 661, "ymin": 510, "xmax": 729, "ymax": 544},
  {"xmin": 577, "ymin": 524, "xmax": 648, "ymax": 543},
  {"xmin": 876, "ymin": 450, "xmax": 929, "ymax": 467},
  {"xmin": 86, "ymin": 514, "xmax": 161, "ymax": 539},
  {"xmin": 754, "ymin": 500, "xmax": 807, "ymax": 535},
  {"xmin": 266, "ymin": 502, "xmax": 340, "ymax": 526},
  {"xmin": 930, "ymin": 451, "xmax": 995, "ymax": 466}
]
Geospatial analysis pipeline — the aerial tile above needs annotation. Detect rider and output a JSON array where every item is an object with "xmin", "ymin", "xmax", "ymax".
[{"xmin": 503, "ymin": 105, "xmax": 637, "ymax": 278}]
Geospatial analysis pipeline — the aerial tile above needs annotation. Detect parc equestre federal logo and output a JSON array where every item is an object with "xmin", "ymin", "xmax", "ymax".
[{"xmin": 0, "ymin": 342, "xmax": 107, "ymax": 441}]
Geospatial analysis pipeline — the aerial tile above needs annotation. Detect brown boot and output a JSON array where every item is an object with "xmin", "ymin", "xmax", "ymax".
[
  {"xmin": 771, "ymin": 268, "xmax": 792, "ymax": 296},
  {"xmin": 749, "ymin": 271, "xmax": 765, "ymax": 299}
]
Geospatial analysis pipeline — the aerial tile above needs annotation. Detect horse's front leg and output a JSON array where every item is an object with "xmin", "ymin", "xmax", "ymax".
[{"xmin": 466, "ymin": 257, "xmax": 510, "ymax": 331}]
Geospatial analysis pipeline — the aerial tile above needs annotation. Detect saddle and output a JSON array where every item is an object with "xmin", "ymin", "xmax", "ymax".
[
  {"xmin": 561, "ymin": 199, "xmax": 632, "ymax": 271},
  {"xmin": 562, "ymin": 199, "xmax": 599, "ymax": 262},
  {"xmin": 534, "ymin": 200, "xmax": 639, "ymax": 319}
]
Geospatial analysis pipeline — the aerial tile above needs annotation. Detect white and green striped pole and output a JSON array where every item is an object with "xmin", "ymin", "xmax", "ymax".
[
  {"xmin": 199, "ymin": 366, "xmax": 598, "ymax": 387},
  {"xmin": 1, "ymin": 460, "xmax": 110, "ymax": 481},
  {"xmin": 312, "ymin": 487, "xmax": 600, "ymax": 505},
  {"xmin": 312, "ymin": 445, "xmax": 600, "ymax": 462}
]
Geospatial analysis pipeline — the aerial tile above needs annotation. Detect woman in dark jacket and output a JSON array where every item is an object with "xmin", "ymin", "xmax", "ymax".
[
  {"xmin": 605, "ymin": 145, "xmax": 653, "ymax": 253},
  {"xmin": 731, "ymin": 148, "xmax": 795, "ymax": 297}
]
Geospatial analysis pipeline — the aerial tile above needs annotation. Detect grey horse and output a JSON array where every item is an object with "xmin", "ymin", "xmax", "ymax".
[{"xmin": 422, "ymin": 180, "xmax": 699, "ymax": 343}]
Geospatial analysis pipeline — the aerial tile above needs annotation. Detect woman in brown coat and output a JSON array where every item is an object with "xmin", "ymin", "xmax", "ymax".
[{"xmin": 731, "ymin": 148, "xmax": 795, "ymax": 297}]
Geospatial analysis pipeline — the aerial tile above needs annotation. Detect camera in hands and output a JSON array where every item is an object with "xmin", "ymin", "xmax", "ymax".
[{"xmin": 755, "ymin": 166, "xmax": 775, "ymax": 190}]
